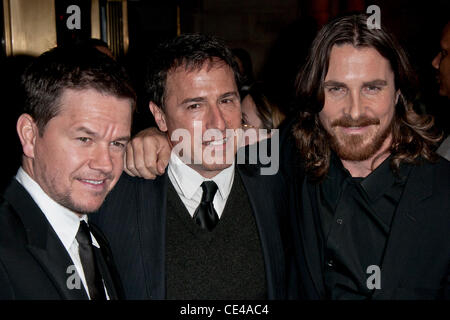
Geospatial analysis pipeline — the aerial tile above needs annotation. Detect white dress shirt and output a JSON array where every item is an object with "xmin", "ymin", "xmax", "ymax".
[
  {"xmin": 167, "ymin": 152, "xmax": 235, "ymax": 218},
  {"xmin": 15, "ymin": 167, "xmax": 107, "ymax": 299}
]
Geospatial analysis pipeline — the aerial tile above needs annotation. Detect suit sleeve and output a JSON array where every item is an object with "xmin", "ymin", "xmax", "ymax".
[
  {"xmin": 0, "ymin": 258, "xmax": 14, "ymax": 299},
  {"xmin": 444, "ymin": 262, "xmax": 450, "ymax": 299}
]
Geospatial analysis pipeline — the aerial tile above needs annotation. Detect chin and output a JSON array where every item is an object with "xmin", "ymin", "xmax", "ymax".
[{"xmin": 68, "ymin": 196, "xmax": 106, "ymax": 214}]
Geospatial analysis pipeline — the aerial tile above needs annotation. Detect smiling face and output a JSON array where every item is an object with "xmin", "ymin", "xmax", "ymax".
[
  {"xmin": 20, "ymin": 88, "xmax": 132, "ymax": 214},
  {"xmin": 319, "ymin": 45, "xmax": 399, "ymax": 161},
  {"xmin": 432, "ymin": 22, "xmax": 450, "ymax": 98},
  {"xmin": 151, "ymin": 60, "xmax": 242, "ymax": 178}
]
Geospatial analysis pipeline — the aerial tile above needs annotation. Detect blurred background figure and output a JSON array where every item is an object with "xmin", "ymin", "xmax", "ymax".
[
  {"xmin": 240, "ymin": 82, "xmax": 286, "ymax": 147},
  {"xmin": 232, "ymin": 47, "xmax": 255, "ymax": 91},
  {"xmin": 432, "ymin": 20, "xmax": 450, "ymax": 160},
  {"xmin": 241, "ymin": 82, "xmax": 285, "ymax": 130}
]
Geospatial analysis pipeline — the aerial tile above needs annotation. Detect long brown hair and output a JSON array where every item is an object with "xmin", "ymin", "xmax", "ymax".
[{"xmin": 292, "ymin": 13, "xmax": 442, "ymax": 182}]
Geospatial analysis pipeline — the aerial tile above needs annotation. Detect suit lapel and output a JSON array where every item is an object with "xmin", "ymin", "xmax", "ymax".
[
  {"xmin": 373, "ymin": 163, "xmax": 433, "ymax": 299},
  {"xmin": 137, "ymin": 174, "xmax": 168, "ymax": 299},
  {"xmin": 4, "ymin": 180, "xmax": 88, "ymax": 300},
  {"xmin": 90, "ymin": 224, "xmax": 123, "ymax": 300},
  {"xmin": 92, "ymin": 246, "xmax": 117, "ymax": 299},
  {"xmin": 26, "ymin": 239, "xmax": 87, "ymax": 300},
  {"xmin": 237, "ymin": 164, "xmax": 286, "ymax": 299},
  {"xmin": 296, "ymin": 176, "xmax": 326, "ymax": 298}
]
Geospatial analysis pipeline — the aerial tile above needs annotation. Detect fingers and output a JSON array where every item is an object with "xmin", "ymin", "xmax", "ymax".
[
  {"xmin": 157, "ymin": 136, "xmax": 171, "ymax": 174},
  {"xmin": 123, "ymin": 148, "xmax": 136, "ymax": 177},
  {"xmin": 125, "ymin": 138, "xmax": 158, "ymax": 179},
  {"xmin": 124, "ymin": 127, "xmax": 171, "ymax": 180},
  {"xmin": 140, "ymin": 134, "xmax": 161, "ymax": 178}
]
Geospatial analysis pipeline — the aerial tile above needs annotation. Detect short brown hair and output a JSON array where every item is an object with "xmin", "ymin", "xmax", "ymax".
[{"xmin": 22, "ymin": 45, "xmax": 136, "ymax": 133}]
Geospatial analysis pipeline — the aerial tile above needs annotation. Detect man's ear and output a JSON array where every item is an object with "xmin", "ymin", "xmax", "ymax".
[
  {"xmin": 16, "ymin": 114, "xmax": 38, "ymax": 158},
  {"xmin": 149, "ymin": 102, "xmax": 168, "ymax": 132}
]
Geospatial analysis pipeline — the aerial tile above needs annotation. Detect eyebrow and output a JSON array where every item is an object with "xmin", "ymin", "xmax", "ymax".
[
  {"xmin": 323, "ymin": 79, "xmax": 388, "ymax": 87},
  {"xmin": 74, "ymin": 126, "xmax": 130, "ymax": 142},
  {"xmin": 180, "ymin": 97, "xmax": 207, "ymax": 105},
  {"xmin": 180, "ymin": 91, "xmax": 239, "ymax": 105},
  {"xmin": 75, "ymin": 126, "xmax": 98, "ymax": 137},
  {"xmin": 362, "ymin": 80, "xmax": 388, "ymax": 87},
  {"xmin": 219, "ymin": 91, "xmax": 239, "ymax": 99},
  {"xmin": 323, "ymin": 80, "xmax": 347, "ymax": 87}
]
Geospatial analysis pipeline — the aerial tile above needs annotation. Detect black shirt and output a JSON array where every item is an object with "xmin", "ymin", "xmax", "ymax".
[{"xmin": 308, "ymin": 152, "xmax": 412, "ymax": 299}]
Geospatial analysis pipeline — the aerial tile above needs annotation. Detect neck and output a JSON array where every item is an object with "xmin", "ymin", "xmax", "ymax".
[
  {"xmin": 340, "ymin": 136, "xmax": 392, "ymax": 178},
  {"xmin": 21, "ymin": 157, "xmax": 35, "ymax": 181},
  {"xmin": 190, "ymin": 166, "xmax": 222, "ymax": 179}
]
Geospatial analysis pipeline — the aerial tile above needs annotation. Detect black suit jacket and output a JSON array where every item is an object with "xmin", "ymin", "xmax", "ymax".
[
  {"xmin": 0, "ymin": 179, "xmax": 124, "ymax": 300},
  {"xmin": 91, "ymin": 163, "xmax": 298, "ymax": 300},
  {"xmin": 285, "ymin": 140, "xmax": 450, "ymax": 299}
]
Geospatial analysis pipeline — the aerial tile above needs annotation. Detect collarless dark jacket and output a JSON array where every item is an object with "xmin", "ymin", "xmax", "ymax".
[
  {"xmin": 0, "ymin": 179, "xmax": 124, "ymax": 300},
  {"xmin": 283, "ymin": 126, "xmax": 450, "ymax": 299}
]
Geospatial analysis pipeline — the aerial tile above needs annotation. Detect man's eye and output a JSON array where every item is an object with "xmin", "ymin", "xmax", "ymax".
[
  {"xmin": 111, "ymin": 141, "xmax": 126, "ymax": 149},
  {"xmin": 77, "ymin": 137, "xmax": 91, "ymax": 143},
  {"xmin": 187, "ymin": 104, "xmax": 200, "ymax": 110},
  {"xmin": 327, "ymin": 86, "xmax": 346, "ymax": 94},
  {"xmin": 221, "ymin": 98, "xmax": 233, "ymax": 104},
  {"xmin": 364, "ymin": 86, "xmax": 381, "ymax": 93}
]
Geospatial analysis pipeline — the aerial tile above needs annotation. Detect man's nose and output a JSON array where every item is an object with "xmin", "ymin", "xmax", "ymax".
[
  {"xmin": 432, "ymin": 52, "xmax": 442, "ymax": 70},
  {"xmin": 346, "ymin": 90, "xmax": 364, "ymax": 120},
  {"xmin": 89, "ymin": 145, "xmax": 113, "ymax": 173},
  {"xmin": 207, "ymin": 104, "xmax": 226, "ymax": 131}
]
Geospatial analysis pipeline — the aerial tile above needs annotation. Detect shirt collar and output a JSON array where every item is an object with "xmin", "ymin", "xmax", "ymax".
[
  {"xmin": 328, "ymin": 151, "xmax": 410, "ymax": 202},
  {"xmin": 15, "ymin": 167, "xmax": 99, "ymax": 250},
  {"xmin": 359, "ymin": 155, "xmax": 411, "ymax": 202},
  {"xmin": 168, "ymin": 151, "xmax": 235, "ymax": 200}
]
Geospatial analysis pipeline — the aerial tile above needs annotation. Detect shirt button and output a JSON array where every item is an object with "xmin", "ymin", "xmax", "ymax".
[
  {"xmin": 327, "ymin": 260, "xmax": 334, "ymax": 268},
  {"xmin": 336, "ymin": 218, "xmax": 343, "ymax": 224}
]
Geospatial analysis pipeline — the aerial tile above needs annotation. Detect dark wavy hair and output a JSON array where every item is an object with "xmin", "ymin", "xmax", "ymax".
[
  {"xmin": 145, "ymin": 33, "xmax": 241, "ymax": 109},
  {"xmin": 292, "ymin": 13, "xmax": 442, "ymax": 182}
]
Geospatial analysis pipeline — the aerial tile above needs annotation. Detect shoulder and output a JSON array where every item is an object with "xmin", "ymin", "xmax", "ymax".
[
  {"xmin": 414, "ymin": 156, "xmax": 450, "ymax": 185},
  {"xmin": 406, "ymin": 157, "xmax": 450, "ymax": 208},
  {"xmin": 91, "ymin": 172, "xmax": 168, "ymax": 226},
  {"xmin": 109, "ymin": 171, "xmax": 167, "ymax": 194}
]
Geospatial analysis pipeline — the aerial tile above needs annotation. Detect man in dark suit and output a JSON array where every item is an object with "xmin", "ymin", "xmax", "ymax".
[
  {"xmin": 289, "ymin": 13, "xmax": 450, "ymax": 299},
  {"xmin": 91, "ymin": 34, "xmax": 297, "ymax": 300},
  {"xmin": 125, "ymin": 15, "xmax": 450, "ymax": 300},
  {"xmin": 0, "ymin": 45, "xmax": 135, "ymax": 299}
]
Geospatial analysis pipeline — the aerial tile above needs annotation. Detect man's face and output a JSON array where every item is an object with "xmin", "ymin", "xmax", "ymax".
[
  {"xmin": 432, "ymin": 22, "xmax": 450, "ymax": 98},
  {"xmin": 152, "ymin": 61, "xmax": 242, "ymax": 178},
  {"xmin": 29, "ymin": 88, "xmax": 132, "ymax": 214},
  {"xmin": 319, "ymin": 45, "xmax": 399, "ymax": 161}
]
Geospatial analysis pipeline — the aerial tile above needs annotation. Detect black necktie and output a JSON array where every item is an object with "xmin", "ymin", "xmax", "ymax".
[
  {"xmin": 193, "ymin": 181, "xmax": 219, "ymax": 231},
  {"xmin": 76, "ymin": 221, "xmax": 106, "ymax": 300}
]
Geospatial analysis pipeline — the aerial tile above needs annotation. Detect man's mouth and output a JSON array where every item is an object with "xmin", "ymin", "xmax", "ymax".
[
  {"xmin": 340, "ymin": 125, "xmax": 373, "ymax": 134},
  {"xmin": 77, "ymin": 178, "xmax": 107, "ymax": 187},
  {"xmin": 81, "ymin": 179, "xmax": 104, "ymax": 185},
  {"xmin": 203, "ymin": 137, "xmax": 229, "ymax": 146}
]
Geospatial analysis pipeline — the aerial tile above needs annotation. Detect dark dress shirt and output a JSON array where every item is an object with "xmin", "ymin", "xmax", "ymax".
[{"xmin": 308, "ymin": 153, "xmax": 412, "ymax": 299}]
